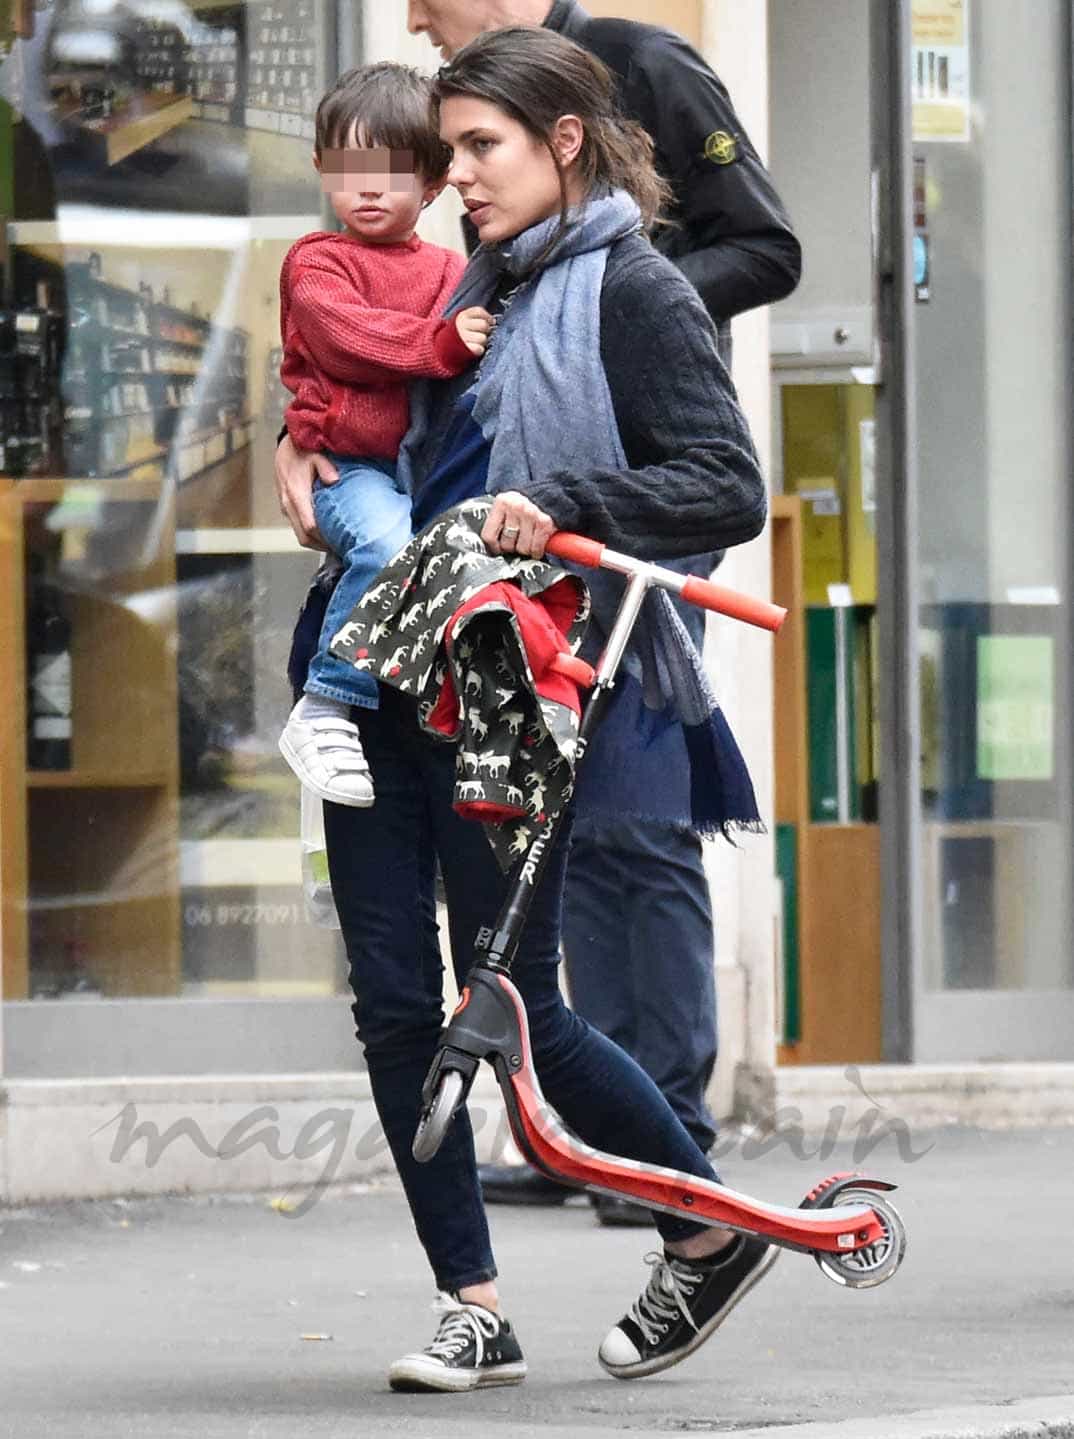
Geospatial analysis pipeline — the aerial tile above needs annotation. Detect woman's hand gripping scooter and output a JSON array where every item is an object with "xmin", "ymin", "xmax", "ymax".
[{"xmin": 413, "ymin": 532, "xmax": 907, "ymax": 1292}]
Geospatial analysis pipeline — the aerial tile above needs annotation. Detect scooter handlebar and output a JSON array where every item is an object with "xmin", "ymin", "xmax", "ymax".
[
  {"xmin": 545, "ymin": 532, "xmax": 606, "ymax": 569},
  {"xmin": 545, "ymin": 531, "xmax": 786, "ymax": 633},
  {"xmin": 680, "ymin": 575, "xmax": 787, "ymax": 633}
]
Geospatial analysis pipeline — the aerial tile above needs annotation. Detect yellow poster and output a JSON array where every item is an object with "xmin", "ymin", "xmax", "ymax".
[{"xmin": 912, "ymin": 0, "xmax": 971, "ymax": 142}]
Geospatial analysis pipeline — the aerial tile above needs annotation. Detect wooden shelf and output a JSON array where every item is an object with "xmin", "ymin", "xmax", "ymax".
[
  {"xmin": 59, "ymin": 92, "xmax": 196, "ymax": 167},
  {"xmin": 28, "ymin": 770, "xmax": 172, "ymax": 789},
  {"xmin": 0, "ymin": 481, "xmax": 180, "ymax": 1002},
  {"xmin": 5, "ymin": 477, "xmax": 165, "ymax": 502}
]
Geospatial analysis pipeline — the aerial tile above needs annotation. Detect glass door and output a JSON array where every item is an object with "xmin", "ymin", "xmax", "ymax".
[{"xmin": 905, "ymin": 0, "xmax": 1074, "ymax": 1059}]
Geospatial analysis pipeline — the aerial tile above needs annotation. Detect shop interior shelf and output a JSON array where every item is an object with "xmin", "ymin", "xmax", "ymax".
[
  {"xmin": 153, "ymin": 336, "xmax": 209, "ymax": 351},
  {"xmin": 151, "ymin": 297, "xmax": 215, "ymax": 327},
  {"xmin": 4, "ymin": 477, "xmax": 165, "ymax": 501},
  {"xmin": 104, "ymin": 447, "xmax": 170, "ymax": 475},
  {"xmin": 1, "ymin": 477, "xmax": 180, "ymax": 1002},
  {"xmin": 27, "ymin": 770, "xmax": 173, "ymax": 789},
  {"xmin": 58, "ymin": 92, "xmax": 196, "ymax": 168},
  {"xmin": 91, "ymin": 323, "xmax": 154, "ymax": 340}
]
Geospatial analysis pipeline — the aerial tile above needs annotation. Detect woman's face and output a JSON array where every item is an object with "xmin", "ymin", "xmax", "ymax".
[{"xmin": 440, "ymin": 96, "xmax": 583, "ymax": 246}]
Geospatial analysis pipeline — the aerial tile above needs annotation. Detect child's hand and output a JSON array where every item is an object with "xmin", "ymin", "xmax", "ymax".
[{"xmin": 455, "ymin": 306, "xmax": 494, "ymax": 357}]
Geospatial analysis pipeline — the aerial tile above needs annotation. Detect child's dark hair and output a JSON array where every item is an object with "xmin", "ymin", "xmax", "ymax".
[
  {"xmin": 433, "ymin": 28, "xmax": 672, "ymax": 235},
  {"xmin": 315, "ymin": 62, "xmax": 450, "ymax": 180}
]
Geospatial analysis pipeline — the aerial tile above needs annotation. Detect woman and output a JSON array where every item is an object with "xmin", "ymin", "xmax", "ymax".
[{"xmin": 277, "ymin": 27, "xmax": 775, "ymax": 1393}]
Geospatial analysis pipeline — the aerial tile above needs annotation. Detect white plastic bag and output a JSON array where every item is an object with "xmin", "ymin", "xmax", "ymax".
[{"xmin": 300, "ymin": 784, "xmax": 340, "ymax": 929}]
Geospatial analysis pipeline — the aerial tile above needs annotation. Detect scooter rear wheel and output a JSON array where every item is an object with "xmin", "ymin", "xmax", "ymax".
[
  {"xmin": 412, "ymin": 1069, "xmax": 466, "ymax": 1164},
  {"xmin": 812, "ymin": 1187, "xmax": 907, "ymax": 1289}
]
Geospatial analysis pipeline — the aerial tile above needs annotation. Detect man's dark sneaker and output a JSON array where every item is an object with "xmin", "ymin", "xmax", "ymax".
[
  {"xmin": 590, "ymin": 1193, "xmax": 654, "ymax": 1228},
  {"xmin": 478, "ymin": 1162, "xmax": 571, "ymax": 1206},
  {"xmin": 388, "ymin": 1292, "xmax": 528, "ymax": 1393},
  {"xmin": 598, "ymin": 1235, "xmax": 779, "ymax": 1379}
]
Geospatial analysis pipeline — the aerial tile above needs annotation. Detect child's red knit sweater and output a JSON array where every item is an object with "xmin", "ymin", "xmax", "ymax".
[{"xmin": 280, "ymin": 231, "xmax": 470, "ymax": 460}]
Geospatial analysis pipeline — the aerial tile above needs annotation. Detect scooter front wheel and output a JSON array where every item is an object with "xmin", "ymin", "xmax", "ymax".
[
  {"xmin": 412, "ymin": 1069, "xmax": 466, "ymax": 1164},
  {"xmin": 812, "ymin": 1187, "xmax": 907, "ymax": 1289}
]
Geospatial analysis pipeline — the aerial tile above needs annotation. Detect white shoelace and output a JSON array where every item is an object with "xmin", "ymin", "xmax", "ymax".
[
  {"xmin": 629, "ymin": 1251, "xmax": 707, "ymax": 1347},
  {"xmin": 424, "ymin": 1292, "xmax": 500, "ymax": 1364}
]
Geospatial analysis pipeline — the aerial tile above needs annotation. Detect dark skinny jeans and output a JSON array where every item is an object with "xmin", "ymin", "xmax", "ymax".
[{"xmin": 325, "ymin": 687, "xmax": 718, "ymax": 1293}]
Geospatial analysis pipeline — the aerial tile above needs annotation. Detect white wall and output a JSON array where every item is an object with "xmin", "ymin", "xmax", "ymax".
[
  {"xmin": 361, "ymin": 5, "xmax": 466, "ymax": 255},
  {"xmin": 702, "ymin": 0, "xmax": 777, "ymax": 1105},
  {"xmin": 766, "ymin": 0, "xmax": 873, "ymax": 334}
]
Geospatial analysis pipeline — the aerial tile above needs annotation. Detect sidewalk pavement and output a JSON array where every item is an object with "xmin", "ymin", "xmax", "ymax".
[{"xmin": 1, "ymin": 1123, "xmax": 1072, "ymax": 1439}]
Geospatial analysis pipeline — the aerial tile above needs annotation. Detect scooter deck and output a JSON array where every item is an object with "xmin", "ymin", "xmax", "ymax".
[{"xmin": 452, "ymin": 967, "xmax": 891, "ymax": 1257}]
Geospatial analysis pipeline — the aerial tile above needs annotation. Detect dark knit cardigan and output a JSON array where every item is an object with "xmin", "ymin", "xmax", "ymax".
[
  {"xmin": 407, "ymin": 231, "xmax": 767, "ymax": 582},
  {"xmin": 406, "ymin": 230, "xmax": 768, "ymax": 836}
]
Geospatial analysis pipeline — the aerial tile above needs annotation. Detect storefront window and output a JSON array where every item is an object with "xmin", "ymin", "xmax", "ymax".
[{"xmin": 2, "ymin": 0, "xmax": 352, "ymax": 1014}]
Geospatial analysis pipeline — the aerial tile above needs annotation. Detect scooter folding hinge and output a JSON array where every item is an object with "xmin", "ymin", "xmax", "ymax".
[{"xmin": 474, "ymin": 925, "xmax": 516, "ymax": 964}]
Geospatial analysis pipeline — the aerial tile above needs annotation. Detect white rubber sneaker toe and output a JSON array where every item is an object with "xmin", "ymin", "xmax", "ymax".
[{"xmin": 598, "ymin": 1325, "xmax": 643, "ymax": 1370}]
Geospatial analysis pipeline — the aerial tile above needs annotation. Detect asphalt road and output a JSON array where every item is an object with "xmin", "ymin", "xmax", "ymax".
[{"xmin": 2, "ymin": 1125, "xmax": 1073, "ymax": 1438}]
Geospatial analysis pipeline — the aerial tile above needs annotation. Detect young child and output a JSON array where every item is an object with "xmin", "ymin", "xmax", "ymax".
[{"xmin": 278, "ymin": 62, "xmax": 491, "ymax": 806}]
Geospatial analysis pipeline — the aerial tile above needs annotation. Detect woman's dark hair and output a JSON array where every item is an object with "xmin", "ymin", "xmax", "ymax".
[
  {"xmin": 432, "ymin": 27, "xmax": 672, "ymax": 238},
  {"xmin": 315, "ymin": 62, "xmax": 450, "ymax": 181}
]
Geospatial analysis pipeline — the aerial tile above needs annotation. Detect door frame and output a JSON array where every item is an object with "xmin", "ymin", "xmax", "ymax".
[
  {"xmin": 873, "ymin": 0, "xmax": 1074, "ymax": 1061},
  {"xmin": 870, "ymin": 0, "xmax": 919, "ymax": 1062}
]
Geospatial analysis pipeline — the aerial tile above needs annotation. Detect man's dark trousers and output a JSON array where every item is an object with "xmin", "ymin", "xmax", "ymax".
[{"xmin": 562, "ymin": 813, "xmax": 719, "ymax": 1157}]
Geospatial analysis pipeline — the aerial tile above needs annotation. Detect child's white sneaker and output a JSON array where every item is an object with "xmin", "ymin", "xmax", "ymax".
[{"xmin": 279, "ymin": 695, "xmax": 374, "ymax": 807}]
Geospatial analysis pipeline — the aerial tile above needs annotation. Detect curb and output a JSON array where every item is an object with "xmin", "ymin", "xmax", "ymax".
[{"xmin": 721, "ymin": 1396, "xmax": 1074, "ymax": 1439}]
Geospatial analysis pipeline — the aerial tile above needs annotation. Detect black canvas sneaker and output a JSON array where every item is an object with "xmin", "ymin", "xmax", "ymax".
[
  {"xmin": 388, "ymin": 1292, "xmax": 528, "ymax": 1393},
  {"xmin": 598, "ymin": 1235, "xmax": 779, "ymax": 1379}
]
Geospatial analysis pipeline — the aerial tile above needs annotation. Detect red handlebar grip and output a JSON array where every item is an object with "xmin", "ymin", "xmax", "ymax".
[
  {"xmin": 680, "ymin": 575, "xmax": 787, "ymax": 632},
  {"xmin": 546, "ymin": 532, "xmax": 606, "ymax": 568}
]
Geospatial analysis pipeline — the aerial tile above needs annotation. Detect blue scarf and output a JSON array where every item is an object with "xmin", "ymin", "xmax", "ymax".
[{"xmin": 398, "ymin": 192, "xmax": 761, "ymax": 837}]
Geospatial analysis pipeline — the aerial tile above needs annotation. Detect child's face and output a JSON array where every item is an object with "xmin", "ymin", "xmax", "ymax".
[{"xmin": 316, "ymin": 132, "xmax": 441, "ymax": 245}]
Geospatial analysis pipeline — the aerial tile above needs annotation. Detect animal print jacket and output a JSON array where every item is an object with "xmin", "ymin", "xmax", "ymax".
[{"xmin": 329, "ymin": 500, "xmax": 591, "ymax": 869}]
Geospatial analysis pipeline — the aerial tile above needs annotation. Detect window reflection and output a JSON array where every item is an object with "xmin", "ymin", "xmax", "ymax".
[{"xmin": 2, "ymin": 0, "xmax": 349, "ymax": 1004}]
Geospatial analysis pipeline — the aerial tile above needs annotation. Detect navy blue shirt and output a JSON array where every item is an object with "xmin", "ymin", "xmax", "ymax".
[
  {"xmin": 410, "ymin": 277, "xmax": 523, "ymax": 532},
  {"xmin": 411, "ymin": 388, "xmax": 490, "ymax": 533}
]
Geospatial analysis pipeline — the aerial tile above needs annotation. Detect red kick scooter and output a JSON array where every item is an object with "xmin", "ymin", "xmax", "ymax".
[{"xmin": 413, "ymin": 531, "xmax": 907, "ymax": 1292}]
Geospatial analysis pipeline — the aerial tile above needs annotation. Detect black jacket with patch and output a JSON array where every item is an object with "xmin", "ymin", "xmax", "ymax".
[{"xmin": 545, "ymin": 0, "xmax": 801, "ymax": 329}]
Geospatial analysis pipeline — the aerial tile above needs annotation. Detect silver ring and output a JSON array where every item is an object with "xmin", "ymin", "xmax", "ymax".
[{"xmin": 502, "ymin": 526, "xmax": 520, "ymax": 538}]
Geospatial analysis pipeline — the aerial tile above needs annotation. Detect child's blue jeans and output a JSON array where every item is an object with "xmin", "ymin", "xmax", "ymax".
[{"xmin": 304, "ymin": 455, "xmax": 412, "ymax": 709}]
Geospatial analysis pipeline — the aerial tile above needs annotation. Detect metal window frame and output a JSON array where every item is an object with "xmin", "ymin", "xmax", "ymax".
[
  {"xmin": 1067, "ymin": 0, "xmax": 1074, "ymax": 987},
  {"xmin": 335, "ymin": 0, "xmax": 361, "ymax": 74},
  {"xmin": 870, "ymin": 0, "xmax": 919, "ymax": 1062}
]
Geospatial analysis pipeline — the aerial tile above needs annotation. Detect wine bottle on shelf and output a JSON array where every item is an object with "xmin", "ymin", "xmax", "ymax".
[
  {"xmin": 1, "ymin": 310, "xmax": 19, "ymax": 476},
  {"xmin": 26, "ymin": 553, "xmax": 73, "ymax": 771},
  {"xmin": 5, "ymin": 281, "xmax": 62, "ymax": 475}
]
